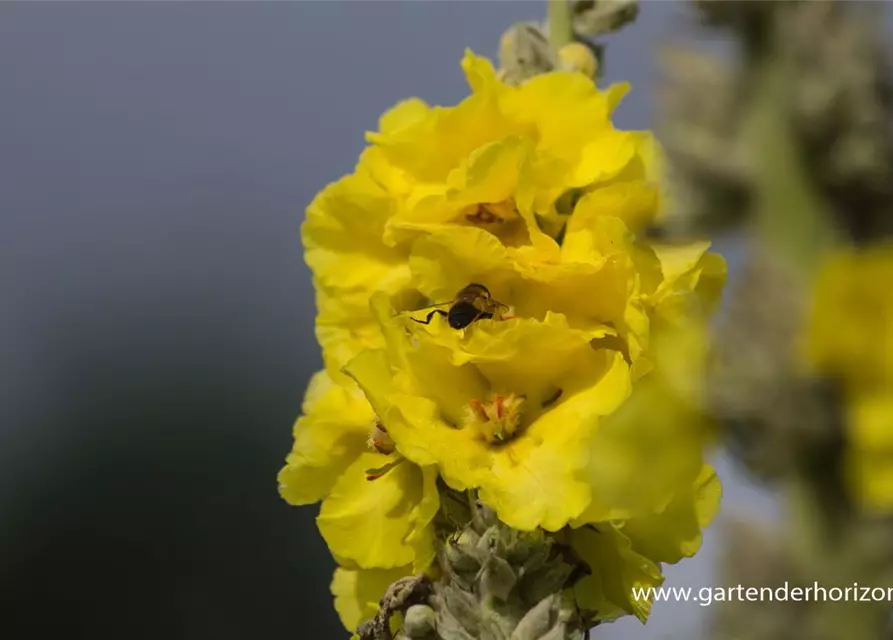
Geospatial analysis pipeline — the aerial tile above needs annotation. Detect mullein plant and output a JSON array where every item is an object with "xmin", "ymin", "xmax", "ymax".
[
  {"xmin": 655, "ymin": 1, "xmax": 893, "ymax": 639},
  {"xmin": 279, "ymin": 2, "xmax": 727, "ymax": 638}
]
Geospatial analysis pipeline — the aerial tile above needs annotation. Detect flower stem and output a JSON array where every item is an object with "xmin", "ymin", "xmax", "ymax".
[
  {"xmin": 548, "ymin": 0, "xmax": 574, "ymax": 49},
  {"xmin": 743, "ymin": 49, "xmax": 839, "ymax": 274}
]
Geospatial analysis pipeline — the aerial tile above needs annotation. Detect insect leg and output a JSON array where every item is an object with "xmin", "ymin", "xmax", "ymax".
[{"xmin": 411, "ymin": 309, "xmax": 449, "ymax": 325}]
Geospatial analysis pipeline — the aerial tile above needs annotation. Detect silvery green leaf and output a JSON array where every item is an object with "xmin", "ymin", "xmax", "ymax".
[
  {"xmin": 520, "ymin": 561, "xmax": 574, "ymax": 605},
  {"xmin": 510, "ymin": 595, "xmax": 556, "ymax": 640},
  {"xmin": 443, "ymin": 586, "xmax": 481, "ymax": 636},
  {"xmin": 480, "ymin": 555, "xmax": 518, "ymax": 602},
  {"xmin": 498, "ymin": 22, "xmax": 557, "ymax": 86},
  {"xmin": 534, "ymin": 620, "xmax": 568, "ymax": 640}
]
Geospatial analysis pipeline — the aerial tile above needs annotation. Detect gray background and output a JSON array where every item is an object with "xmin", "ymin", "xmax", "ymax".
[{"xmin": 0, "ymin": 3, "xmax": 776, "ymax": 639}]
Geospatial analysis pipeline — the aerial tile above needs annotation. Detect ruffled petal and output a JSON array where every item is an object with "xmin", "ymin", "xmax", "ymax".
[
  {"xmin": 277, "ymin": 372, "xmax": 374, "ymax": 506},
  {"xmin": 480, "ymin": 351, "xmax": 631, "ymax": 531},
  {"xmin": 317, "ymin": 451, "xmax": 429, "ymax": 570},
  {"xmin": 621, "ymin": 463, "xmax": 722, "ymax": 564},
  {"xmin": 571, "ymin": 524, "xmax": 664, "ymax": 623}
]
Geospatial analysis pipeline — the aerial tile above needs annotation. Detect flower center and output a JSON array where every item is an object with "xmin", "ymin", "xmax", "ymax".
[
  {"xmin": 461, "ymin": 200, "xmax": 529, "ymax": 248},
  {"xmin": 464, "ymin": 392, "xmax": 527, "ymax": 444},
  {"xmin": 466, "ymin": 201, "xmax": 518, "ymax": 225}
]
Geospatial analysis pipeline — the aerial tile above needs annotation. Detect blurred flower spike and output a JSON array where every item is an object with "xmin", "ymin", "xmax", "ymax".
[
  {"xmin": 279, "ymin": 48, "xmax": 727, "ymax": 636},
  {"xmin": 805, "ymin": 243, "xmax": 893, "ymax": 512}
]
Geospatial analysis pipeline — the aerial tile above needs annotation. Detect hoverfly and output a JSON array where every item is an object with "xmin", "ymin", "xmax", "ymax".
[{"xmin": 408, "ymin": 283, "xmax": 514, "ymax": 330}]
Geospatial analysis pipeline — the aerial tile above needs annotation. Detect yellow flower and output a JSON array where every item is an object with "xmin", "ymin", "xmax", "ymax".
[
  {"xmin": 408, "ymin": 210, "xmax": 724, "ymax": 365},
  {"xmin": 302, "ymin": 50, "xmax": 662, "ymax": 375},
  {"xmin": 291, "ymin": 46, "xmax": 726, "ymax": 631},
  {"xmin": 343, "ymin": 296, "xmax": 632, "ymax": 532},
  {"xmin": 277, "ymin": 370, "xmax": 439, "ymax": 572},
  {"xmin": 572, "ymin": 463, "xmax": 721, "ymax": 623},
  {"xmin": 368, "ymin": 50, "xmax": 636, "ymax": 214}
]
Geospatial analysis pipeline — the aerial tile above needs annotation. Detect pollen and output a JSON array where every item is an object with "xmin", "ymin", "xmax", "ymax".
[
  {"xmin": 464, "ymin": 392, "xmax": 526, "ymax": 444},
  {"xmin": 367, "ymin": 421, "xmax": 396, "ymax": 455}
]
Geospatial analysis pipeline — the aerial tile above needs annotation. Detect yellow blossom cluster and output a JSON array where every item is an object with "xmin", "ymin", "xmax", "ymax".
[
  {"xmin": 805, "ymin": 243, "xmax": 893, "ymax": 512},
  {"xmin": 279, "ymin": 50, "xmax": 727, "ymax": 632}
]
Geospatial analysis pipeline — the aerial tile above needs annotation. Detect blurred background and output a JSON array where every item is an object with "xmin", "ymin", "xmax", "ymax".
[{"xmin": 0, "ymin": 3, "xmax": 780, "ymax": 639}]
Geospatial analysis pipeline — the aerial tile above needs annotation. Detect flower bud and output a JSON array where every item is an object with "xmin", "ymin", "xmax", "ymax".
[
  {"xmin": 558, "ymin": 42, "xmax": 598, "ymax": 78},
  {"xmin": 510, "ymin": 595, "xmax": 556, "ymax": 640},
  {"xmin": 403, "ymin": 604, "xmax": 437, "ymax": 638}
]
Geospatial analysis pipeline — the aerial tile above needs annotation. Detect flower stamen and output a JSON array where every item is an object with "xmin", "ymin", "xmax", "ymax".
[
  {"xmin": 464, "ymin": 392, "xmax": 526, "ymax": 444},
  {"xmin": 367, "ymin": 421, "xmax": 396, "ymax": 455},
  {"xmin": 465, "ymin": 201, "xmax": 520, "ymax": 226},
  {"xmin": 365, "ymin": 421, "xmax": 404, "ymax": 481},
  {"xmin": 365, "ymin": 457, "xmax": 406, "ymax": 481}
]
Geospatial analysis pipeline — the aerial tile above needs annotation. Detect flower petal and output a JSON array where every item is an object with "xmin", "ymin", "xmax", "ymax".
[
  {"xmin": 317, "ymin": 452, "xmax": 428, "ymax": 569},
  {"xmin": 572, "ymin": 524, "xmax": 664, "ymax": 623},
  {"xmin": 480, "ymin": 351, "xmax": 632, "ymax": 531},
  {"xmin": 277, "ymin": 372, "xmax": 374, "ymax": 506},
  {"xmin": 331, "ymin": 566, "xmax": 412, "ymax": 633},
  {"xmin": 621, "ymin": 463, "xmax": 722, "ymax": 564}
]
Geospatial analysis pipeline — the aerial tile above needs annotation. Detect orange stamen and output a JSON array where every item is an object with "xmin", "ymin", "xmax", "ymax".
[
  {"xmin": 469, "ymin": 398, "xmax": 488, "ymax": 420},
  {"xmin": 365, "ymin": 457, "xmax": 405, "ymax": 481}
]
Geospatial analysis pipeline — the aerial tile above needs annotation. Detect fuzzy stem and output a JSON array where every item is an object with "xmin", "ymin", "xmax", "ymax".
[
  {"xmin": 744, "ymin": 51, "xmax": 839, "ymax": 274},
  {"xmin": 548, "ymin": 0, "xmax": 574, "ymax": 49}
]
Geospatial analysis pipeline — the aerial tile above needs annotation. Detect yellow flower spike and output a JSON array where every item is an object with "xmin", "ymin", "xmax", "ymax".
[{"xmin": 558, "ymin": 42, "xmax": 599, "ymax": 78}]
